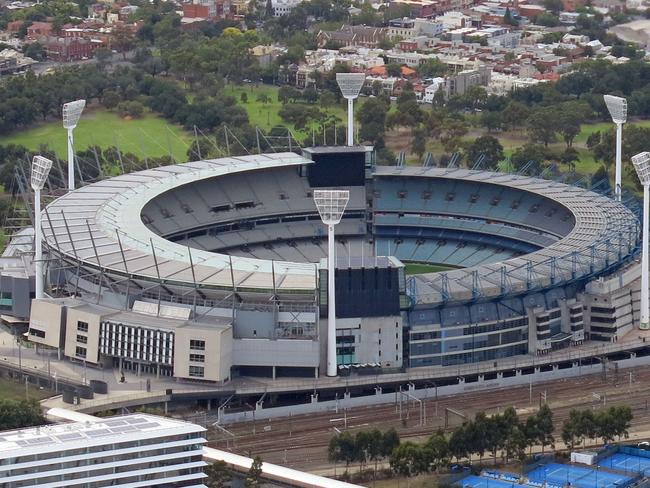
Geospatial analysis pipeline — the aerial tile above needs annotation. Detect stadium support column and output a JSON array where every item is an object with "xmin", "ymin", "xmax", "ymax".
[
  {"xmin": 347, "ymin": 98, "xmax": 354, "ymax": 147},
  {"xmin": 31, "ymin": 156, "xmax": 53, "ymax": 300},
  {"xmin": 67, "ymin": 129, "xmax": 75, "ymax": 190},
  {"xmin": 643, "ymin": 183, "xmax": 649, "ymax": 329},
  {"xmin": 336, "ymin": 73, "xmax": 365, "ymax": 148},
  {"xmin": 314, "ymin": 190, "xmax": 350, "ymax": 377},
  {"xmin": 604, "ymin": 95, "xmax": 627, "ymax": 202},
  {"xmin": 62, "ymin": 100, "xmax": 86, "ymax": 192},
  {"xmin": 616, "ymin": 122, "xmax": 623, "ymax": 201},
  {"xmin": 327, "ymin": 222, "xmax": 336, "ymax": 376},
  {"xmin": 632, "ymin": 152, "xmax": 650, "ymax": 330}
]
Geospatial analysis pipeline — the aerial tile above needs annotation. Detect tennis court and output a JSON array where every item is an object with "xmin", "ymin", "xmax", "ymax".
[
  {"xmin": 457, "ymin": 475, "xmax": 521, "ymax": 488},
  {"xmin": 599, "ymin": 452, "xmax": 650, "ymax": 474},
  {"xmin": 527, "ymin": 463, "xmax": 632, "ymax": 488}
]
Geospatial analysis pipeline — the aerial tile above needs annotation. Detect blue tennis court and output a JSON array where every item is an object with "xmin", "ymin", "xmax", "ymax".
[
  {"xmin": 600, "ymin": 452, "xmax": 650, "ymax": 474},
  {"xmin": 457, "ymin": 475, "xmax": 520, "ymax": 488},
  {"xmin": 527, "ymin": 463, "xmax": 632, "ymax": 488}
]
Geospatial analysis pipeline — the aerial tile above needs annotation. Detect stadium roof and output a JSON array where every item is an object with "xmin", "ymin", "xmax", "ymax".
[
  {"xmin": 374, "ymin": 166, "xmax": 639, "ymax": 305},
  {"xmin": 42, "ymin": 153, "xmax": 318, "ymax": 293}
]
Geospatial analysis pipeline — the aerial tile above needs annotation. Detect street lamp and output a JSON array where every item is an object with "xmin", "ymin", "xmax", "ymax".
[
  {"xmin": 336, "ymin": 73, "xmax": 365, "ymax": 147},
  {"xmin": 604, "ymin": 94, "xmax": 627, "ymax": 201},
  {"xmin": 314, "ymin": 189, "xmax": 350, "ymax": 376},
  {"xmin": 31, "ymin": 155, "xmax": 53, "ymax": 300},
  {"xmin": 62, "ymin": 99, "xmax": 86, "ymax": 191},
  {"xmin": 632, "ymin": 151, "xmax": 650, "ymax": 330}
]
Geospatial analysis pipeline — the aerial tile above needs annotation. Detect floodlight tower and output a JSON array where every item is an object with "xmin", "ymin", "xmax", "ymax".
[
  {"xmin": 314, "ymin": 189, "xmax": 350, "ymax": 377},
  {"xmin": 604, "ymin": 95, "xmax": 627, "ymax": 202},
  {"xmin": 62, "ymin": 99, "xmax": 86, "ymax": 191},
  {"xmin": 31, "ymin": 155, "xmax": 53, "ymax": 300},
  {"xmin": 632, "ymin": 151, "xmax": 650, "ymax": 331},
  {"xmin": 336, "ymin": 73, "xmax": 366, "ymax": 146}
]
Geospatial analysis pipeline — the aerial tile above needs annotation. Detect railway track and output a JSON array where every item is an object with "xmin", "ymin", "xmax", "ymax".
[{"xmin": 209, "ymin": 364, "xmax": 650, "ymax": 471}]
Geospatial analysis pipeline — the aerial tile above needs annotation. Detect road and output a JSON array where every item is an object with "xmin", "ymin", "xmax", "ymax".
[{"xmin": 209, "ymin": 364, "xmax": 650, "ymax": 474}]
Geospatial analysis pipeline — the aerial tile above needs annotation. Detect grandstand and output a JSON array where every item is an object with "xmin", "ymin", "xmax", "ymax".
[{"xmin": 20, "ymin": 147, "xmax": 643, "ymax": 382}]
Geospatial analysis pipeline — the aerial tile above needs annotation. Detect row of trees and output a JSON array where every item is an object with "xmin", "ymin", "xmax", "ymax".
[
  {"xmin": 205, "ymin": 456, "xmax": 263, "ymax": 488},
  {"xmin": 0, "ymin": 399, "xmax": 45, "ymax": 431},
  {"xmin": 561, "ymin": 406, "xmax": 633, "ymax": 449},
  {"xmin": 328, "ymin": 428, "xmax": 401, "ymax": 475}
]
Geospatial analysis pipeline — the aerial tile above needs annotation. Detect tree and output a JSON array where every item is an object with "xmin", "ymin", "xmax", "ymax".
[
  {"xmin": 504, "ymin": 425, "xmax": 528, "ymax": 464},
  {"xmin": 502, "ymin": 101, "xmax": 530, "ymax": 131},
  {"xmin": 23, "ymin": 42, "xmax": 46, "ymax": 61},
  {"xmin": 465, "ymin": 135, "xmax": 504, "ymax": 169},
  {"xmin": 417, "ymin": 59, "xmax": 447, "ymax": 78},
  {"xmin": 0, "ymin": 400, "xmax": 44, "ymax": 430},
  {"xmin": 245, "ymin": 456, "xmax": 263, "ymax": 488},
  {"xmin": 543, "ymin": 0, "xmax": 563, "ymax": 14},
  {"xmin": 382, "ymin": 428, "xmax": 401, "ymax": 459},
  {"xmin": 102, "ymin": 90, "xmax": 121, "ymax": 110},
  {"xmin": 527, "ymin": 107, "xmax": 558, "ymax": 146},
  {"xmin": 504, "ymin": 7, "xmax": 518, "ymax": 25},
  {"xmin": 511, "ymin": 144, "xmax": 547, "ymax": 173},
  {"xmin": 386, "ymin": 63, "xmax": 402, "ymax": 77},
  {"xmin": 240, "ymin": 92, "xmax": 248, "ymax": 103},
  {"xmin": 426, "ymin": 429, "xmax": 450, "ymax": 470},
  {"xmin": 357, "ymin": 97, "xmax": 389, "ymax": 143},
  {"xmin": 205, "ymin": 460, "xmax": 232, "ymax": 488},
  {"xmin": 411, "ymin": 125, "xmax": 427, "ymax": 160},
  {"xmin": 440, "ymin": 116, "xmax": 468, "ymax": 153},
  {"xmin": 535, "ymin": 403, "xmax": 555, "ymax": 453},
  {"xmin": 111, "ymin": 24, "xmax": 136, "ymax": 60},
  {"xmin": 390, "ymin": 442, "xmax": 430, "ymax": 477}
]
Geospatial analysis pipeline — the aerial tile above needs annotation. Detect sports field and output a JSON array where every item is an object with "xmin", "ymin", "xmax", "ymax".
[
  {"xmin": 527, "ymin": 463, "xmax": 631, "ymax": 488},
  {"xmin": 0, "ymin": 109, "xmax": 193, "ymax": 161},
  {"xmin": 599, "ymin": 452, "xmax": 650, "ymax": 474},
  {"xmin": 404, "ymin": 262, "xmax": 456, "ymax": 274},
  {"xmin": 458, "ymin": 475, "xmax": 520, "ymax": 488}
]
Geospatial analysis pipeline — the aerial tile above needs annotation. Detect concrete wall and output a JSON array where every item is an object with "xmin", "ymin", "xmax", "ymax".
[
  {"xmin": 233, "ymin": 338, "xmax": 319, "ymax": 367},
  {"xmin": 218, "ymin": 354, "xmax": 650, "ymax": 424},
  {"xmin": 64, "ymin": 307, "xmax": 104, "ymax": 364},
  {"xmin": 174, "ymin": 325, "xmax": 233, "ymax": 382},
  {"xmin": 28, "ymin": 299, "xmax": 64, "ymax": 349}
]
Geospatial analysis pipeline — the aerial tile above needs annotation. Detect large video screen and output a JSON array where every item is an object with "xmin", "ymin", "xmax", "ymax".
[{"xmin": 307, "ymin": 151, "xmax": 365, "ymax": 187}]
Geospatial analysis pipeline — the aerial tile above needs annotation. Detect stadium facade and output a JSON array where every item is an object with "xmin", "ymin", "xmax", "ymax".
[{"xmin": 19, "ymin": 146, "xmax": 644, "ymax": 382}]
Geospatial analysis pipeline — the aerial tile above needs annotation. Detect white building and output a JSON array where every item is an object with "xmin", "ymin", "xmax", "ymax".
[
  {"xmin": 0, "ymin": 414, "xmax": 207, "ymax": 486},
  {"xmin": 422, "ymin": 77, "xmax": 446, "ymax": 103},
  {"xmin": 272, "ymin": 0, "xmax": 301, "ymax": 16}
]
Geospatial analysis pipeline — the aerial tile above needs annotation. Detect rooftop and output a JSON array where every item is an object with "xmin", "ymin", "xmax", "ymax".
[{"xmin": 0, "ymin": 414, "xmax": 205, "ymax": 459}]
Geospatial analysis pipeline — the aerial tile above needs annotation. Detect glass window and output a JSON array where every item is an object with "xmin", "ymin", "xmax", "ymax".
[
  {"xmin": 189, "ymin": 366, "xmax": 204, "ymax": 378},
  {"xmin": 77, "ymin": 335, "xmax": 88, "ymax": 344},
  {"xmin": 189, "ymin": 340, "xmax": 205, "ymax": 351},
  {"xmin": 77, "ymin": 321, "xmax": 89, "ymax": 332},
  {"xmin": 189, "ymin": 354, "xmax": 205, "ymax": 363},
  {"xmin": 75, "ymin": 346, "xmax": 86, "ymax": 358}
]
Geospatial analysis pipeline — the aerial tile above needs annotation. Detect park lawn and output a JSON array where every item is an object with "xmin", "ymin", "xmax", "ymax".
[
  {"xmin": 0, "ymin": 376, "xmax": 54, "ymax": 401},
  {"xmin": 574, "ymin": 118, "xmax": 650, "ymax": 145},
  {"xmin": 229, "ymin": 83, "xmax": 349, "ymax": 138},
  {"xmin": 0, "ymin": 109, "xmax": 193, "ymax": 162}
]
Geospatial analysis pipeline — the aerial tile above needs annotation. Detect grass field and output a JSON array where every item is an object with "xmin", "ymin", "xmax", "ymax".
[
  {"xmin": 0, "ymin": 109, "xmax": 193, "ymax": 161},
  {"xmin": 229, "ymin": 84, "xmax": 348, "ymax": 138},
  {"xmin": 0, "ymin": 377, "xmax": 54, "ymax": 401},
  {"xmin": 404, "ymin": 262, "xmax": 456, "ymax": 275}
]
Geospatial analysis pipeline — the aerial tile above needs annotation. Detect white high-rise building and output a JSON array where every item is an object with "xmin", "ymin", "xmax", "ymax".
[{"xmin": 0, "ymin": 414, "xmax": 207, "ymax": 486}]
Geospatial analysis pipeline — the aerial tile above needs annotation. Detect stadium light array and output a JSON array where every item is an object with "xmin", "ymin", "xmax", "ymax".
[
  {"xmin": 31, "ymin": 156, "xmax": 53, "ymax": 300},
  {"xmin": 62, "ymin": 99, "xmax": 86, "ymax": 191},
  {"xmin": 336, "ymin": 73, "xmax": 365, "ymax": 147},
  {"xmin": 632, "ymin": 151, "xmax": 650, "ymax": 331},
  {"xmin": 604, "ymin": 95, "xmax": 627, "ymax": 201},
  {"xmin": 314, "ymin": 189, "xmax": 350, "ymax": 376}
]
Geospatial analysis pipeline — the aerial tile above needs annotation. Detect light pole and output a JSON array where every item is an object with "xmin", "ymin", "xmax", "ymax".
[
  {"xmin": 604, "ymin": 95, "xmax": 627, "ymax": 201},
  {"xmin": 314, "ymin": 189, "xmax": 350, "ymax": 376},
  {"xmin": 31, "ymin": 155, "xmax": 53, "ymax": 300},
  {"xmin": 336, "ymin": 73, "xmax": 365, "ymax": 146},
  {"xmin": 62, "ymin": 99, "xmax": 86, "ymax": 191},
  {"xmin": 632, "ymin": 151, "xmax": 650, "ymax": 330}
]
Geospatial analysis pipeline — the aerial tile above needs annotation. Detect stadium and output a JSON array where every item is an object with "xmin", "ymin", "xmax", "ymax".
[{"xmin": 20, "ymin": 143, "xmax": 644, "ymax": 384}]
